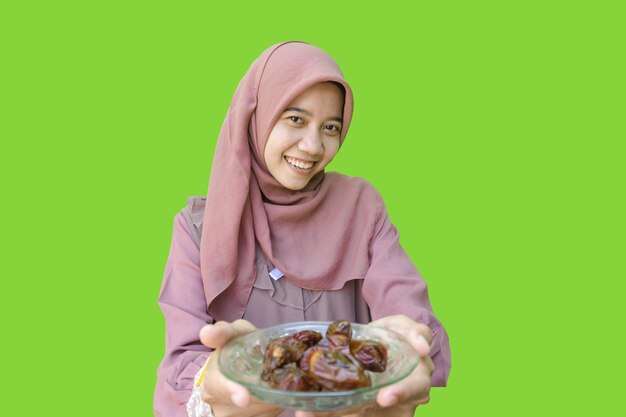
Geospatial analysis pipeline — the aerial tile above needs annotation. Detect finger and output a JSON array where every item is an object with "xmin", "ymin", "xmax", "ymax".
[
  {"xmin": 370, "ymin": 315, "xmax": 432, "ymax": 342},
  {"xmin": 376, "ymin": 360, "xmax": 431, "ymax": 408},
  {"xmin": 369, "ymin": 315, "xmax": 432, "ymax": 356},
  {"xmin": 422, "ymin": 355, "xmax": 435, "ymax": 376},
  {"xmin": 201, "ymin": 374, "xmax": 251, "ymax": 407},
  {"xmin": 211, "ymin": 398, "xmax": 282, "ymax": 417},
  {"xmin": 417, "ymin": 395, "xmax": 430, "ymax": 406},
  {"xmin": 414, "ymin": 334, "xmax": 431, "ymax": 358},
  {"xmin": 207, "ymin": 379, "xmax": 281, "ymax": 414},
  {"xmin": 294, "ymin": 411, "xmax": 337, "ymax": 417},
  {"xmin": 367, "ymin": 402, "xmax": 421, "ymax": 417},
  {"xmin": 200, "ymin": 355, "xmax": 251, "ymax": 407},
  {"xmin": 257, "ymin": 411, "xmax": 285, "ymax": 417},
  {"xmin": 199, "ymin": 319, "xmax": 257, "ymax": 349},
  {"xmin": 294, "ymin": 411, "xmax": 360, "ymax": 417},
  {"xmin": 294, "ymin": 412, "xmax": 317, "ymax": 417}
]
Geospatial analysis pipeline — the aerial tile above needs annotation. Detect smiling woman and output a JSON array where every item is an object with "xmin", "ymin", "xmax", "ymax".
[
  {"xmin": 264, "ymin": 82, "xmax": 344, "ymax": 191},
  {"xmin": 154, "ymin": 41, "xmax": 451, "ymax": 417}
]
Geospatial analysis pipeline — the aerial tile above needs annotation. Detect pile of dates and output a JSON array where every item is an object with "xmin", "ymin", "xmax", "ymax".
[{"xmin": 261, "ymin": 320, "xmax": 388, "ymax": 391}]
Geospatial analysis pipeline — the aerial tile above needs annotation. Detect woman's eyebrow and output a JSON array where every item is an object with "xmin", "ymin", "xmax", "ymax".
[
  {"xmin": 284, "ymin": 106, "xmax": 343, "ymax": 123},
  {"xmin": 284, "ymin": 106, "xmax": 311, "ymax": 116}
]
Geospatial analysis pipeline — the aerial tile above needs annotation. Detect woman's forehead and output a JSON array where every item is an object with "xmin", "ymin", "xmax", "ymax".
[{"xmin": 286, "ymin": 82, "xmax": 344, "ymax": 105}]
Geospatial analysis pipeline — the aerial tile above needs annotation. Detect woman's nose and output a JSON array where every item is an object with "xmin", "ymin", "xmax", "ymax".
[{"xmin": 297, "ymin": 129, "xmax": 323, "ymax": 155}]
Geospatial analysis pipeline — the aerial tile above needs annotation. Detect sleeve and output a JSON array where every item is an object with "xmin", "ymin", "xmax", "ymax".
[
  {"xmin": 154, "ymin": 212, "xmax": 214, "ymax": 417},
  {"xmin": 362, "ymin": 202, "xmax": 452, "ymax": 387}
]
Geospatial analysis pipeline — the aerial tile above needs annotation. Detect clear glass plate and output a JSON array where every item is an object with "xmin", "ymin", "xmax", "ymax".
[{"xmin": 218, "ymin": 321, "xmax": 419, "ymax": 412}]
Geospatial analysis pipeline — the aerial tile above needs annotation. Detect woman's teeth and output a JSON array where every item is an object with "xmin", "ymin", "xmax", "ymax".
[{"xmin": 285, "ymin": 156, "xmax": 314, "ymax": 170}]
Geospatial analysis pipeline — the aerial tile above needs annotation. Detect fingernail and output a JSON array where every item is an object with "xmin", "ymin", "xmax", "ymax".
[
  {"xmin": 417, "ymin": 335, "xmax": 431, "ymax": 356},
  {"xmin": 231, "ymin": 392, "xmax": 245, "ymax": 407},
  {"xmin": 383, "ymin": 393, "xmax": 399, "ymax": 407}
]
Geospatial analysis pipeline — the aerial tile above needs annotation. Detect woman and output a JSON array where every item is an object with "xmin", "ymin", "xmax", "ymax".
[{"xmin": 155, "ymin": 41, "xmax": 451, "ymax": 417}]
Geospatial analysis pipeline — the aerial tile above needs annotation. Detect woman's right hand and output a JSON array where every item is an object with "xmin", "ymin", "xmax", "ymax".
[{"xmin": 199, "ymin": 320, "xmax": 283, "ymax": 417}]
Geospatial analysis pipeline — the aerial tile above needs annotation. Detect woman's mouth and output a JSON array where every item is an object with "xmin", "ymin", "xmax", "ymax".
[{"xmin": 285, "ymin": 156, "xmax": 315, "ymax": 174}]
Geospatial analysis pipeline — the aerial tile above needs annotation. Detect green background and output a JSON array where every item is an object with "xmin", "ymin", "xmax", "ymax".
[{"xmin": 1, "ymin": 0, "xmax": 624, "ymax": 416}]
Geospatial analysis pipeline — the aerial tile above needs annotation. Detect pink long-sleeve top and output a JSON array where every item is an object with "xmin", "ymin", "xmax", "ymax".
[{"xmin": 154, "ymin": 196, "xmax": 451, "ymax": 417}]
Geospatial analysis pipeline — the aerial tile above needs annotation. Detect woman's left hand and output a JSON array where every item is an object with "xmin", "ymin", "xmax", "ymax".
[{"xmin": 294, "ymin": 314, "xmax": 434, "ymax": 417}]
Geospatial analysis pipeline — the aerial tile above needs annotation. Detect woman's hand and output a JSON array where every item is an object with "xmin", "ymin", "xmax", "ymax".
[
  {"xmin": 367, "ymin": 315, "xmax": 434, "ymax": 416},
  {"xmin": 294, "ymin": 315, "xmax": 434, "ymax": 417},
  {"xmin": 199, "ymin": 320, "xmax": 283, "ymax": 417}
]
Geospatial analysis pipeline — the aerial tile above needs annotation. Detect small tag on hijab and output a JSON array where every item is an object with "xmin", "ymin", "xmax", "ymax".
[{"xmin": 269, "ymin": 268, "xmax": 284, "ymax": 281}]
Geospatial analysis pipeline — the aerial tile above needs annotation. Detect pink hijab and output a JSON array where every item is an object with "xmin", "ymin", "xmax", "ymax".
[{"xmin": 201, "ymin": 42, "xmax": 380, "ymax": 321}]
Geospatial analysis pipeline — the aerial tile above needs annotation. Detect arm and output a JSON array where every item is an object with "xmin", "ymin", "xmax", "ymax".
[
  {"xmin": 362, "ymin": 204, "xmax": 451, "ymax": 387},
  {"xmin": 155, "ymin": 212, "xmax": 214, "ymax": 417},
  {"xmin": 155, "ymin": 212, "xmax": 283, "ymax": 417}
]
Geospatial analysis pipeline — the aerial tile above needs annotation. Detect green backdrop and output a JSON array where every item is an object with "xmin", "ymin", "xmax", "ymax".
[{"xmin": 2, "ymin": 0, "xmax": 624, "ymax": 416}]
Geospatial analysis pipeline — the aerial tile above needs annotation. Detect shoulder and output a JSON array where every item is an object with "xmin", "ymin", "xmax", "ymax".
[
  {"xmin": 181, "ymin": 196, "xmax": 206, "ymax": 219},
  {"xmin": 325, "ymin": 172, "xmax": 384, "ymax": 204},
  {"xmin": 325, "ymin": 172, "xmax": 379, "ymax": 193},
  {"xmin": 324, "ymin": 173, "xmax": 386, "ymax": 227},
  {"xmin": 179, "ymin": 196, "xmax": 206, "ymax": 249}
]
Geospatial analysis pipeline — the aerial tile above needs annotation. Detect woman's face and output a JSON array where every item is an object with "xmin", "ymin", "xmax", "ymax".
[{"xmin": 264, "ymin": 82, "xmax": 344, "ymax": 191}]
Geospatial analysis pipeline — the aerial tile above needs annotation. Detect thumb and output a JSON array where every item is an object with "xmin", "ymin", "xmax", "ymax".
[{"xmin": 199, "ymin": 320, "xmax": 257, "ymax": 349}]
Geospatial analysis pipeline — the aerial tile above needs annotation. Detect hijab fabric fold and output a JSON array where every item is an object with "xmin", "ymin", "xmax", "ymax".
[{"xmin": 201, "ymin": 42, "xmax": 381, "ymax": 321}]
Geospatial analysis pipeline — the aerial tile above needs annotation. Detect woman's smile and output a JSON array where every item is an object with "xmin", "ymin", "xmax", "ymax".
[{"xmin": 284, "ymin": 156, "xmax": 317, "ymax": 175}]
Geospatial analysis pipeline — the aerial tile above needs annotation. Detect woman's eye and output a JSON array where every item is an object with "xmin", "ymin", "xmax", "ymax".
[
  {"xmin": 288, "ymin": 116, "xmax": 303, "ymax": 123},
  {"xmin": 325, "ymin": 124, "xmax": 340, "ymax": 133}
]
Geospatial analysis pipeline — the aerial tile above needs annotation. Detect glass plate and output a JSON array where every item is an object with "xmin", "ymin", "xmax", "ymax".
[{"xmin": 218, "ymin": 321, "xmax": 419, "ymax": 412}]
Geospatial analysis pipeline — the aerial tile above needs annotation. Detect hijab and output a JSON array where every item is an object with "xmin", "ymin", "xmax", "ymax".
[{"xmin": 200, "ymin": 41, "xmax": 382, "ymax": 321}]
